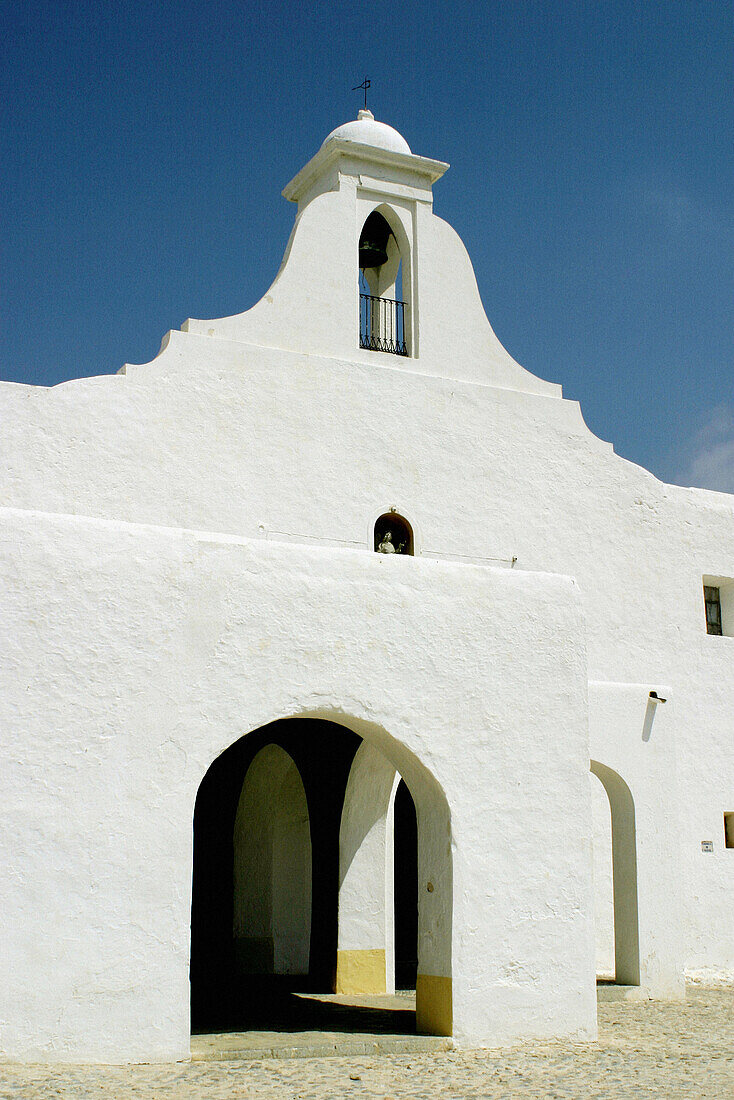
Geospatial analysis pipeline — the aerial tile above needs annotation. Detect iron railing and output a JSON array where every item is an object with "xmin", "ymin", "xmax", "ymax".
[{"xmin": 359, "ymin": 294, "xmax": 408, "ymax": 356}]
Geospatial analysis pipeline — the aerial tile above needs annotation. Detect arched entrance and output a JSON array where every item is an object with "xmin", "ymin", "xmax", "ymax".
[
  {"xmin": 590, "ymin": 760, "xmax": 640, "ymax": 986},
  {"xmin": 191, "ymin": 714, "xmax": 452, "ymax": 1038}
]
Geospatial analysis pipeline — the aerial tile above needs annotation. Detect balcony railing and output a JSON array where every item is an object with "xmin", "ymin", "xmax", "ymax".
[{"xmin": 359, "ymin": 294, "xmax": 408, "ymax": 356}]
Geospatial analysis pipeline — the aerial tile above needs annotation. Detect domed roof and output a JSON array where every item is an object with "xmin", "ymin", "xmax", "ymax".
[{"xmin": 321, "ymin": 110, "xmax": 411, "ymax": 155}]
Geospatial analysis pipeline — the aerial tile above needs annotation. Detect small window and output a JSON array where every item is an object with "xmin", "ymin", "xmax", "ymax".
[
  {"xmin": 703, "ymin": 576, "xmax": 733, "ymax": 636},
  {"xmin": 374, "ymin": 512, "xmax": 413, "ymax": 556},
  {"xmin": 704, "ymin": 585, "xmax": 723, "ymax": 635},
  {"xmin": 725, "ymin": 813, "xmax": 734, "ymax": 849}
]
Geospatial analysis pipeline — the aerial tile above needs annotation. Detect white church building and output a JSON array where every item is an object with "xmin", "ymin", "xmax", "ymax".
[{"xmin": 1, "ymin": 111, "xmax": 733, "ymax": 1063}]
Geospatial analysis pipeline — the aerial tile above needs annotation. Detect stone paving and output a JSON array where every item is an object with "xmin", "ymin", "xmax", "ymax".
[
  {"xmin": 191, "ymin": 990, "xmax": 451, "ymax": 1060},
  {"xmin": 0, "ymin": 985, "xmax": 732, "ymax": 1099}
]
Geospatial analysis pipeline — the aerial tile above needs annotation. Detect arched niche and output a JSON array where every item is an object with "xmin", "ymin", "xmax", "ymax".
[
  {"xmin": 374, "ymin": 512, "xmax": 414, "ymax": 556},
  {"xmin": 358, "ymin": 205, "xmax": 411, "ymax": 356},
  {"xmin": 590, "ymin": 760, "xmax": 640, "ymax": 986},
  {"xmin": 233, "ymin": 744, "xmax": 312, "ymax": 977}
]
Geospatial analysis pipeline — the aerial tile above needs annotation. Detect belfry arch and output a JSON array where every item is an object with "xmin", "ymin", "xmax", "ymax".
[
  {"xmin": 190, "ymin": 711, "xmax": 453, "ymax": 1038},
  {"xmin": 358, "ymin": 204, "xmax": 412, "ymax": 357}
]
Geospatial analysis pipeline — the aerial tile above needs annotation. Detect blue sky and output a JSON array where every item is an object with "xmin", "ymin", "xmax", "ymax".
[{"xmin": 2, "ymin": 0, "xmax": 732, "ymax": 490}]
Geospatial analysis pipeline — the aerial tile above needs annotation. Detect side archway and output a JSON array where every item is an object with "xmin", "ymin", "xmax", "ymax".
[{"xmin": 590, "ymin": 760, "xmax": 640, "ymax": 986}]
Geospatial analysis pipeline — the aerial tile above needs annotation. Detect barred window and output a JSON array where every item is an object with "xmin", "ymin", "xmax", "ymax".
[{"xmin": 704, "ymin": 585, "xmax": 723, "ymax": 635}]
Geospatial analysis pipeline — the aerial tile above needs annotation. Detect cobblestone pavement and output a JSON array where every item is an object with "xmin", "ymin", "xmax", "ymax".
[{"xmin": 1, "ymin": 986, "xmax": 732, "ymax": 1099}]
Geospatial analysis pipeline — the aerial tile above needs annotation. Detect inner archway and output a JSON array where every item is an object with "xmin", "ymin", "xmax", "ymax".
[{"xmin": 233, "ymin": 744, "xmax": 312, "ymax": 979}]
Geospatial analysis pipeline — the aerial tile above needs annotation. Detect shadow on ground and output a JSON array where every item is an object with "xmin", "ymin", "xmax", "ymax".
[{"xmin": 192, "ymin": 977, "xmax": 416, "ymax": 1037}]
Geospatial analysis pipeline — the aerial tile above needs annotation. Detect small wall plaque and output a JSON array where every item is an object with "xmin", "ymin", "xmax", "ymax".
[{"xmin": 701, "ymin": 840, "xmax": 714, "ymax": 853}]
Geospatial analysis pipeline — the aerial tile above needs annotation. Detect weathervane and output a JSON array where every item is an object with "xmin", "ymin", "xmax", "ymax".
[{"xmin": 352, "ymin": 77, "xmax": 371, "ymax": 111}]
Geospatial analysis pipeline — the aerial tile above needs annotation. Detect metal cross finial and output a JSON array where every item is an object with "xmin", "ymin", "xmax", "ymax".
[{"xmin": 352, "ymin": 77, "xmax": 371, "ymax": 111}]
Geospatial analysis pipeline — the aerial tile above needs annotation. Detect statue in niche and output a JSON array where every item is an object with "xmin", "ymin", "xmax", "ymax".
[
  {"xmin": 374, "ymin": 512, "xmax": 413, "ymax": 556},
  {"xmin": 377, "ymin": 529, "xmax": 405, "ymax": 554}
]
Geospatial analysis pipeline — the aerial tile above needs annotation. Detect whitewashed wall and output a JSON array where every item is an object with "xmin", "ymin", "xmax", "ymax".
[
  {"xmin": 2, "ymin": 337, "xmax": 731, "ymax": 998},
  {"xmin": 0, "ymin": 509, "xmax": 594, "ymax": 1060}
]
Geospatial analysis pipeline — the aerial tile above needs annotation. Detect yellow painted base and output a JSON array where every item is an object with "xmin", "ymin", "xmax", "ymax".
[
  {"xmin": 335, "ymin": 949, "xmax": 386, "ymax": 994},
  {"xmin": 416, "ymin": 973, "xmax": 453, "ymax": 1036}
]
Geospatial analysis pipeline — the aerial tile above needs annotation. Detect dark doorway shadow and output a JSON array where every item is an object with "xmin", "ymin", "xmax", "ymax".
[
  {"xmin": 394, "ymin": 778, "xmax": 418, "ymax": 990},
  {"xmin": 192, "ymin": 718, "xmax": 376, "ymax": 1033}
]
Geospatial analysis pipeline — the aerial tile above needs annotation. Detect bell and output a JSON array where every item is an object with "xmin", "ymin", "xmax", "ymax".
[
  {"xmin": 359, "ymin": 239, "xmax": 389, "ymax": 269},
  {"xmin": 359, "ymin": 212, "xmax": 391, "ymax": 270}
]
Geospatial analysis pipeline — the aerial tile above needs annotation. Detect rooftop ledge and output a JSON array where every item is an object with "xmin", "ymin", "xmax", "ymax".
[{"xmin": 282, "ymin": 138, "xmax": 450, "ymax": 204}]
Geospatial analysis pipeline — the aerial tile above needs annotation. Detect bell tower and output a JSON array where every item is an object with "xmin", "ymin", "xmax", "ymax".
[
  {"xmin": 278, "ymin": 107, "xmax": 447, "ymax": 365},
  {"xmin": 182, "ymin": 111, "xmax": 561, "ymax": 397}
]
